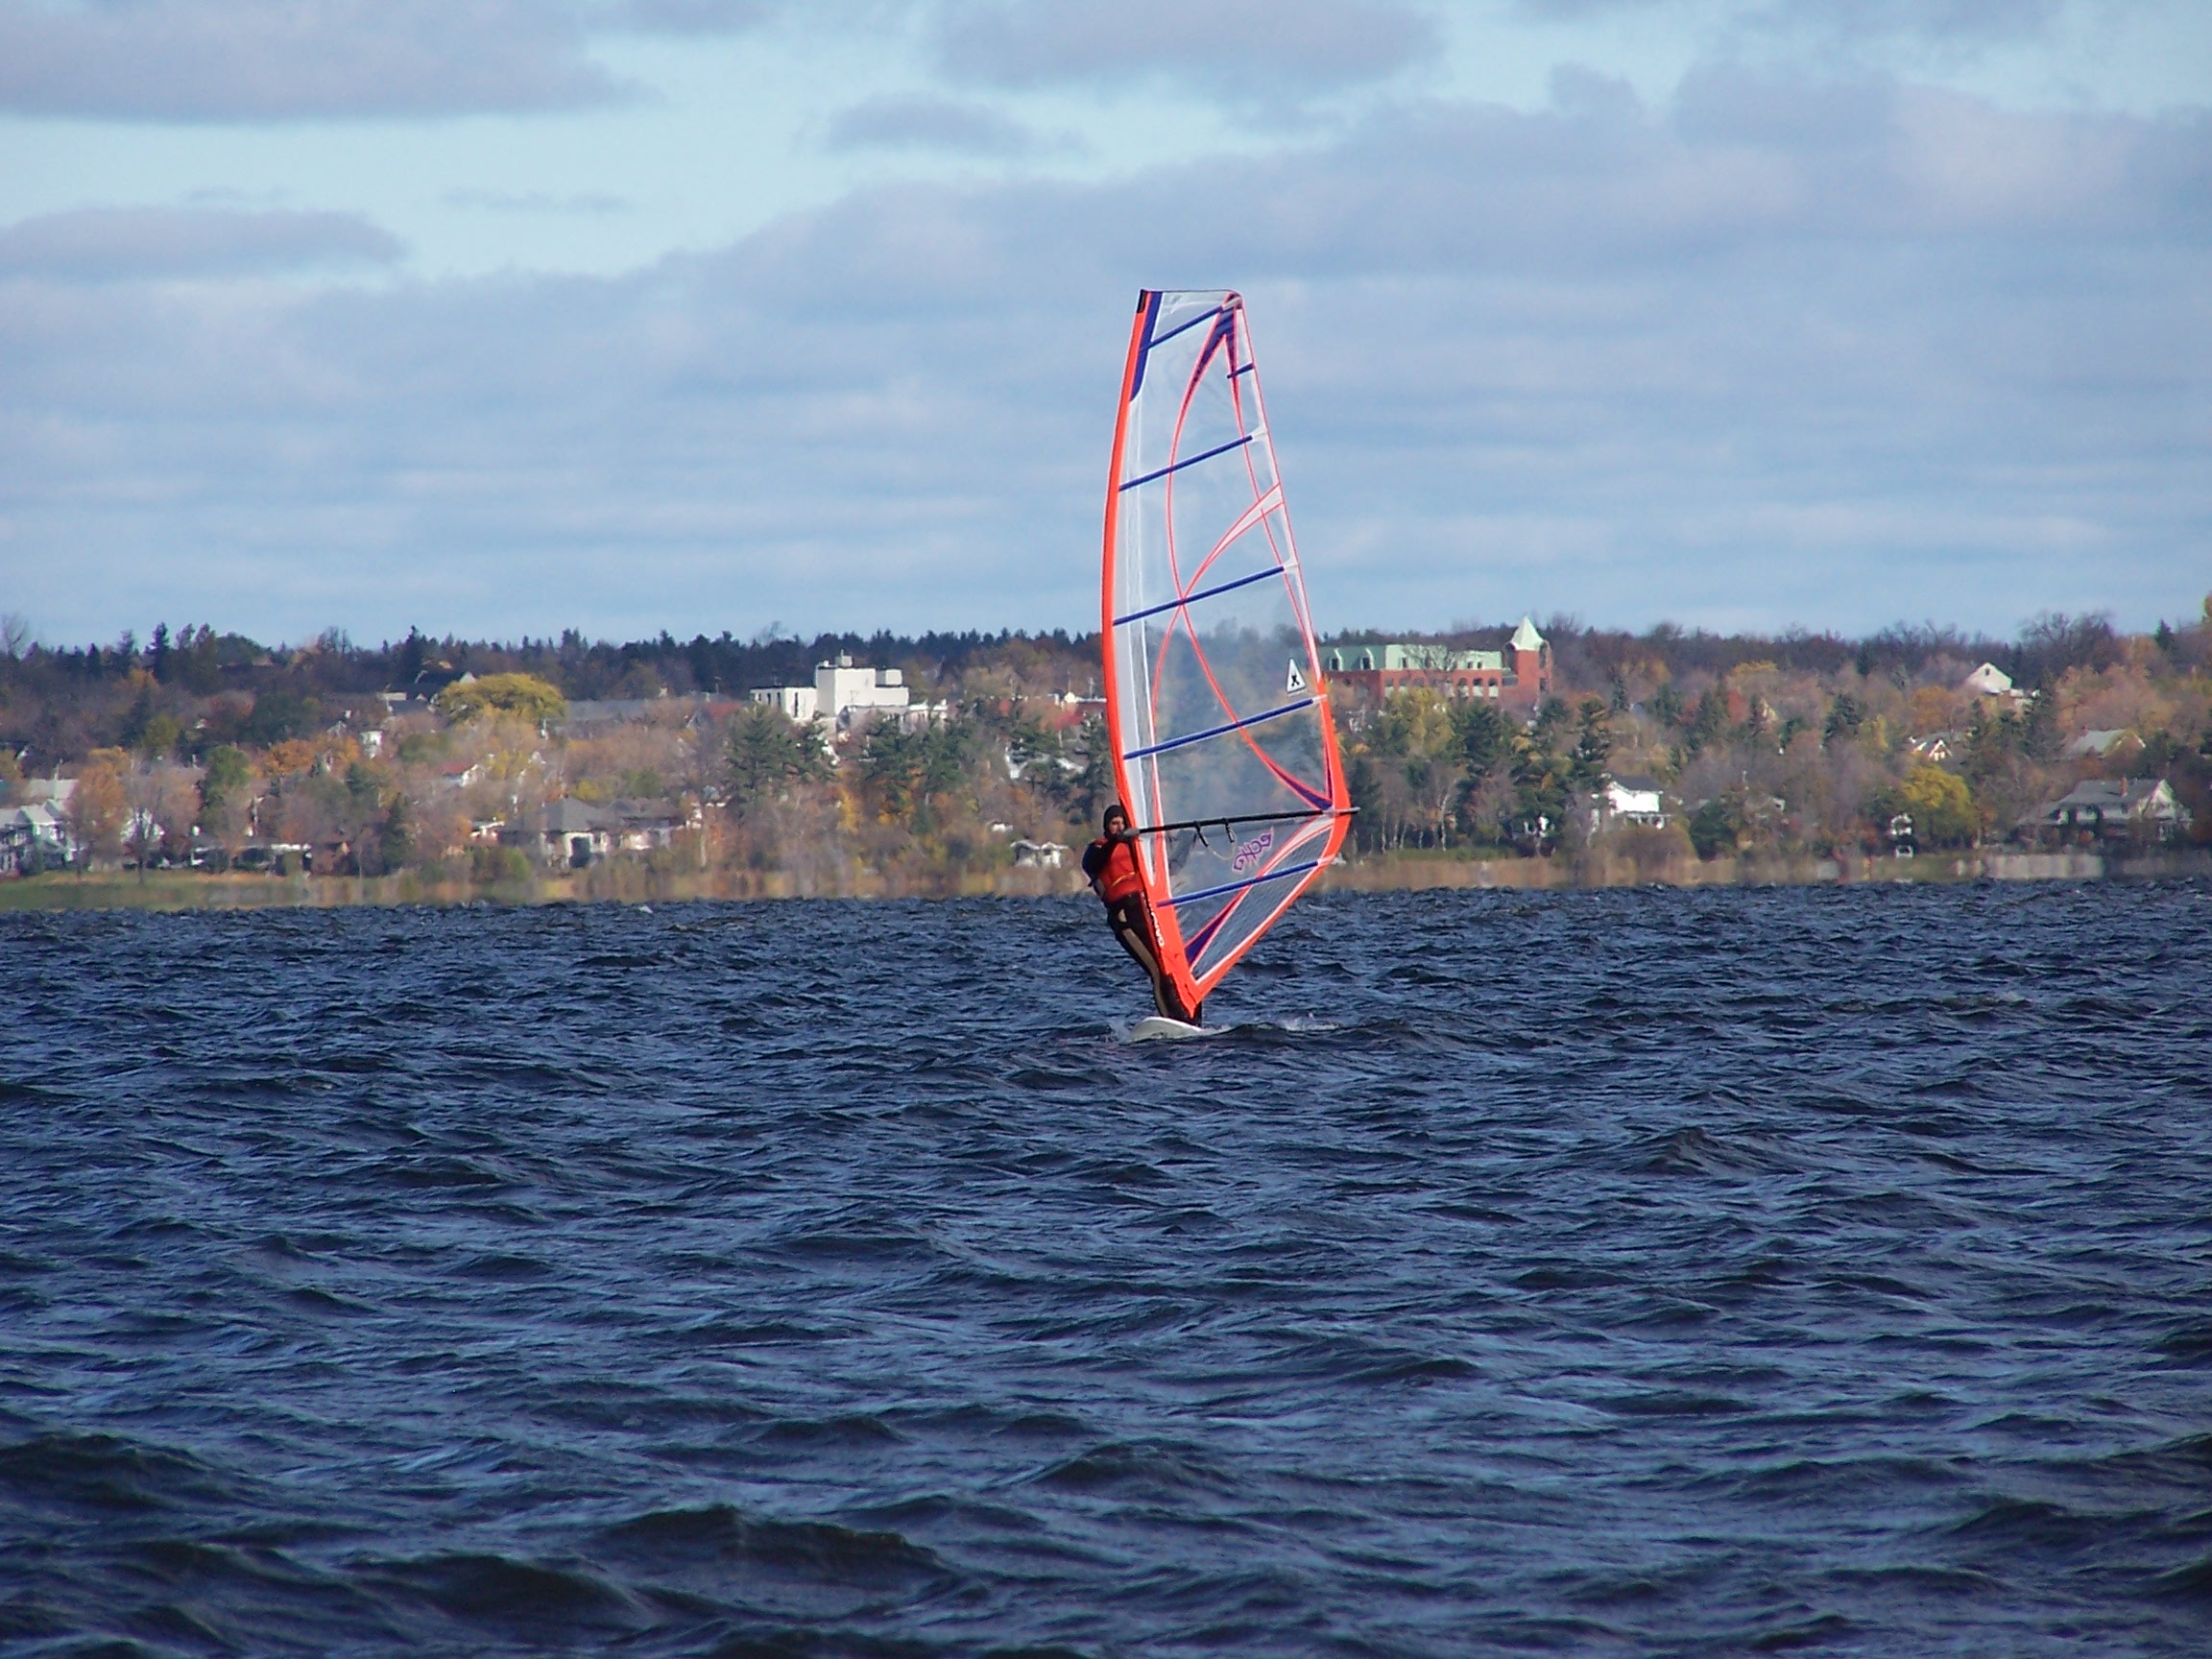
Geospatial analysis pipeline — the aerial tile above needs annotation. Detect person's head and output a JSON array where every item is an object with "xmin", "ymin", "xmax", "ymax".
[{"xmin": 1103, "ymin": 803, "xmax": 1129, "ymax": 834}]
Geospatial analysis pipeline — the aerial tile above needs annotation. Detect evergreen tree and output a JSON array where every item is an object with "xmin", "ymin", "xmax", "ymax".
[
  {"xmin": 1457, "ymin": 699, "xmax": 1508, "ymax": 781},
  {"xmin": 1569, "ymin": 698, "xmax": 1611, "ymax": 791},
  {"xmin": 2021, "ymin": 685, "xmax": 2060, "ymax": 762},
  {"xmin": 1823, "ymin": 692, "xmax": 1863, "ymax": 745},
  {"xmin": 1685, "ymin": 688, "xmax": 1728, "ymax": 757},
  {"xmin": 725, "ymin": 706, "xmax": 828, "ymax": 814}
]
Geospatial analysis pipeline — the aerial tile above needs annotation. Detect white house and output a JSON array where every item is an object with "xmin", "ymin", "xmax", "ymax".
[
  {"xmin": 5, "ymin": 803, "xmax": 75, "ymax": 872},
  {"xmin": 1599, "ymin": 775, "xmax": 1669, "ymax": 827},
  {"xmin": 15, "ymin": 777, "xmax": 76, "ymax": 810},
  {"xmin": 1962, "ymin": 662, "xmax": 2028, "ymax": 706}
]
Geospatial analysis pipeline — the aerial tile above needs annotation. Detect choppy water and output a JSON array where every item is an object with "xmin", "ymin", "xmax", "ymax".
[{"xmin": 3, "ymin": 881, "xmax": 2209, "ymax": 1656}]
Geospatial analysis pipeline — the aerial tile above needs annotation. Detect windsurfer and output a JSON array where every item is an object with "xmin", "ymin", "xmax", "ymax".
[{"xmin": 1083, "ymin": 803, "xmax": 1201, "ymax": 1025}]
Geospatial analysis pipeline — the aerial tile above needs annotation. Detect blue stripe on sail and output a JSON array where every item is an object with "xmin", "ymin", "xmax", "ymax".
[
  {"xmin": 1152, "ymin": 305, "xmax": 1223, "ymax": 350},
  {"xmin": 1127, "ymin": 290, "xmax": 1163, "ymax": 400},
  {"xmin": 1112, "ymin": 565, "xmax": 1282, "ymax": 627},
  {"xmin": 1163, "ymin": 857, "xmax": 1325, "ymax": 911},
  {"xmin": 1122, "ymin": 696, "xmax": 1313, "ymax": 760},
  {"xmin": 1231, "ymin": 362, "xmax": 1255, "ymax": 377},
  {"xmin": 1119, "ymin": 433, "xmax": 1254, "ymax": 493}
]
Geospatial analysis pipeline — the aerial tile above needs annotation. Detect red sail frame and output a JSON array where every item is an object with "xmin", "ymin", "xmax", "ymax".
[{"xmin": 1100, "ymin": 289, "xmax": 1350, "ymax": 1013}]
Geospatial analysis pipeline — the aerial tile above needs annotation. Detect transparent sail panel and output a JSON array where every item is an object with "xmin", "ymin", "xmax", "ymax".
[{"xmin": 1102, "ymin": 290, "xmax": 1351, "ymax": 1004}]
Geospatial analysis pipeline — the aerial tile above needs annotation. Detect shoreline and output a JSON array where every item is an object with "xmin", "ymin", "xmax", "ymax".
[{"xmin": 3, "ymin": 846, "xmax": 2204, "ymax": 915}]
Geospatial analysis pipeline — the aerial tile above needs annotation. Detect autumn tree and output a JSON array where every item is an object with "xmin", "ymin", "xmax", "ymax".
[
  {"xmin": 1367, "ymin": 689, "xmax": 1461, "ymax": 847},
  {"xmin": 1880, "ymin": 762, "xmax": 1979, "ymax": 850},
  {"xmin": 122, "ymin": 760, "xmax": 200, "ymax": 878},
  {"xmin": 65, "ymin": 752, "xmax": 128, "ymax": 868},
  {"xmin": 435, "ymin": 673, "xmax": 565, "ymax": 724},
  {"xmin": 199, "ymin": 745, "xmax": 257, "ymax": 857}
]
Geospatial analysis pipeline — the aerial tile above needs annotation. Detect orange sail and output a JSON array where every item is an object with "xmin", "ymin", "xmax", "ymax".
[{"xmin": 1100, "ymin": 290, "xmax": 1352, "ymax": 1012}]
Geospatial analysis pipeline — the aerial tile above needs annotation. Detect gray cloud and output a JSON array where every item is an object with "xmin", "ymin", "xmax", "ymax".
[
  {"xmin": 2, "ymin": 73, "xmax": 2204, "ymax": 644},
  {"xmin": 823, "ymin": 92, "xmax": 1047, "ymax": 155},
  {"xmin": 931, "ymin": 0, "xmax": 1441, "ymax": 96},
  {"xmin": 1748, "ymin": 0, "xmax": 2065, "ymax": 47},
  {"xmin": 0, "ymin": 206, "xmax": 404, "ymax": 279},
  {"xmin": 0, "ymin": 0, "xmax": 627, "ymax": 120},
  {"xmin": 1517, "ymin": 0, "xmax": 2067, "ymax": 55}
]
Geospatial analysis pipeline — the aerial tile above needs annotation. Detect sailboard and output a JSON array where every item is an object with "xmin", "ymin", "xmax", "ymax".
[
  {"xmin": 1100, "ymin": 289, "xmax": 1352, "ymax": 1017},
  {"xmin": 1128, "ymin": 1015, "xmax": 1212, "ymax": 1044}
]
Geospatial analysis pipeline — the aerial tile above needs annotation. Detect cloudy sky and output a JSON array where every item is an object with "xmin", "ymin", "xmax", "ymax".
[{"xmin": 2, "ymin": 0, "xmax": 2207, "ymax": 648}]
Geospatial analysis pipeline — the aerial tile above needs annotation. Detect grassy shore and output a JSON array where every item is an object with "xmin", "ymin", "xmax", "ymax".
[
  {"xmin": 1321, "ymin": 846, "xmax": 2209, "ymax": 892},
  {"xmin": 0, "ymin": 862, "xmax": 1086, "ymax": 914},
  {"xmin": 3, "ymin": 846, "xmax": 2203, "ymax": 915}
]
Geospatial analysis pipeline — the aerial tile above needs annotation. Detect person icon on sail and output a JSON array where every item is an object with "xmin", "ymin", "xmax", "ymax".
[{"xmin": 1083, "ymin": 803, "xmax": 1201, "ymax": 1026}]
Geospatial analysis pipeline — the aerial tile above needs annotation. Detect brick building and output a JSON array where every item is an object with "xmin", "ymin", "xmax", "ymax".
[{"xmin": 1324, "ymin": 615, "xmax": 1551, "ymax": 710}]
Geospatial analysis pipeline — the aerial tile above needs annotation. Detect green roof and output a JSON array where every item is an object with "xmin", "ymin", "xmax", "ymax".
[{"xmin": 1325, "ymin": 642, "xmax": 1503, "ymax": 673}]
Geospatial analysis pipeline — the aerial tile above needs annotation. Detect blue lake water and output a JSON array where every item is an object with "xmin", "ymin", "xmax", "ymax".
[{"xmin": 3, "ymin": 881, "xmax": 2209, "ymax": 1656}]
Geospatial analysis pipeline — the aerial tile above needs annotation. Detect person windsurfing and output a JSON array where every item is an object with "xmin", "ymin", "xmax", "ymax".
[{"xmin": 1083, "ymin": 803, "xmax": 1201, "ymax": 1025}]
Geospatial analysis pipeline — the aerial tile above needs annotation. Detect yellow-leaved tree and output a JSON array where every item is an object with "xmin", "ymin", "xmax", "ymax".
[
  {"xmin": 435, "ymin": 674, "xmax": 566, "ymax": 725},
  {"xmin": 1895, "ymin": 762, "xmax": 1978, "ymax": 848},
  {"xmin": 65, "ymin": 751, "xmax": 129, "ymax": 868}
]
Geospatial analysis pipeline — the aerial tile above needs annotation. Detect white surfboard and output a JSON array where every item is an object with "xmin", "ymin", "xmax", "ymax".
[{"xmin": 1128, "ymin": 1015, "xmax": 1212, "ymax": 1043}]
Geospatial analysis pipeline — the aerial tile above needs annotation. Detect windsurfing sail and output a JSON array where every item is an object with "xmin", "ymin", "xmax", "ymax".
[{"xmin": 1100, "ymin": 289, "xmax": 1352, "ymax": 1013}]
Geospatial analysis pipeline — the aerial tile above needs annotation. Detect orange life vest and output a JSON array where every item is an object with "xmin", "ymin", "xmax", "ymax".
[{"xmin": 1089, "ymin": 836, "xmax": 1145, "ymax": 903}]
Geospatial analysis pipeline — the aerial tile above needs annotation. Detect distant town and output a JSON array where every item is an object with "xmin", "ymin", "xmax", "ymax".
[{"xmin": 2, "ymin": 601, "xmax": 2206, "ymax": 903}]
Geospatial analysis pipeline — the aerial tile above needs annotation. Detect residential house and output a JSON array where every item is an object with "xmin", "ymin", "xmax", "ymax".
[
  {"xmin": 1962, "ymin": 662, "xmax": 2025, "ymax": 703},
  {"xmin": 2032, "ymin": 779, "xmax": 2189, "ymax": 844},
  {"xmin": 513, "ymin": 797, "xmax": 691, "ymax": 866},
  {"xmin": 1599, "ymin": 775, "xmax": 1669, "ymax": 827},
  {"xmin": 14, "ymin": 777, "xmax": 76, "ymax": 812},
  {"xmin": 1012, "ymin": 839, "xmax": 1070, "ymax": 870},
  {"xmin": 2063, "ymin": 729, "xmax": 2132, "ymax": 759},
  {"xmin": 608, "ymin": 799, "xmax": 690, "ymax": 853},
  {"xmin": 525, "ymin": 798, "xmax": 612, "ymax": 867},
  {"xmin": 4, "ymin": 803, "xmax": 74, "ymax": 873}
]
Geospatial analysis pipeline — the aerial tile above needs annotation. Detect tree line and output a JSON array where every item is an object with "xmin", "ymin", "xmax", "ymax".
[{"xmin": 3, "ymin": 601, "xmax": 2207, "ymax": 891}]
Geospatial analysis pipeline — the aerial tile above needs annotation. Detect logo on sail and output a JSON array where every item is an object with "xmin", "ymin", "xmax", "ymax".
[
  {"xmin": 1232, "ymin": 828, "xmax": 1274, "ymax": 874},
  {"xmin": 1286, "ymin": 660, "xmax": 1308, "ymax": 693}
]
